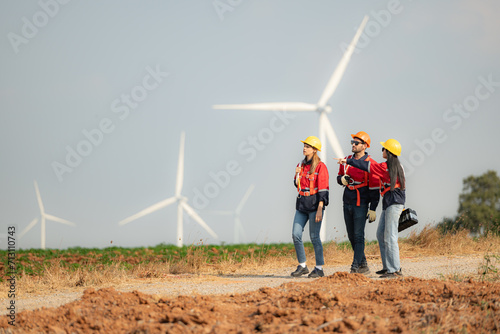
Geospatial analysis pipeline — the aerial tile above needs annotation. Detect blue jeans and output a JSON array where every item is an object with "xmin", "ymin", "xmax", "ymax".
[
  {"xmin": 377, "ymin": 204, "xmax": 404, "ymax": 273},
  {"xmin": 343, "ymin": 203, "xmax": 368, "ymax": 269},
  {"xmin": 292, "ymin": 210, "xmax": 324, "ymax": 266}
]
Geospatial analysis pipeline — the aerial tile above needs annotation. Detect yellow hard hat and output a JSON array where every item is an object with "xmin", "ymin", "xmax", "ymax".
[
  {"xmin": 380, "ymin": 139, "xmax": 402, "ymax": 156},
  {"xmin": 301, "ymin": 136, "xmax": 322, "ymax": 151},
  {"xmin": 351, "ymin": 131, "xmax": 371, "ymax": 147}
]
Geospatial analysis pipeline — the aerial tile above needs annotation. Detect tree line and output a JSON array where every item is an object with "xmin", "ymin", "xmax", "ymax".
[{"xmin": 438, "ymin": 170, "xmax": 500, "ymax": 236}]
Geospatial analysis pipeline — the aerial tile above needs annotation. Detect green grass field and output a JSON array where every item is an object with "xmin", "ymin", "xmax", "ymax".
[{"xmin": 1, "ymin": 226, "xmax": 499, "ymax": 287}]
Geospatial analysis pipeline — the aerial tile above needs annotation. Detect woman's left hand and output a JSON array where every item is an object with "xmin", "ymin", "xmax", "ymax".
[{"xmin": 315, "ymin": 207, "xmax": 323, "ymax": 222}]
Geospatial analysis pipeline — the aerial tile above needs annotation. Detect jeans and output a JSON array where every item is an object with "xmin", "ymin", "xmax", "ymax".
[
  {"xmin": 292, "ymin": 210, "xmax": 324, "ymax": 266},
  {"xmin": 377, "ymin": 204, "xmax": 404, "ymax": 273},
  {"xmin": 343, "ymin": 203, "xmax": 368, "ymax": 269}
]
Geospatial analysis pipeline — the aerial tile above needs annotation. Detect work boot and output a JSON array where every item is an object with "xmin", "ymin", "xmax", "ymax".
[
  {"xmin": 358, "ymin": 265, "xmax": 370, "ymax": 274},
  {"xmin": 350, "ymin": 266, "xmax": 369, "ymax": 274},
  {"xmin": 375, "ymin": 269, "xmax": 387, "ymax": 275},
  {"xmin": 291, "ymin": 265, "xmax": 309, "ymax": 277},
  {"xmin": 379, "ymin": 268, "xmax": 403, "ymax": 278},
  {"xmin": 308, "ymin": 267, "xmax": 324, "ymax": 278}
]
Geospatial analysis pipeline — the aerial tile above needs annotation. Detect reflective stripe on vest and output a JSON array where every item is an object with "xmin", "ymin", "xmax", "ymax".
[{"xmin": 345, "ymin": 156, "xmax": 370, "ymax": 206}]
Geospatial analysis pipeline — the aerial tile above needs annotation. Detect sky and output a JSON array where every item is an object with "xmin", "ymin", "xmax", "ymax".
[{"xmin": 1, "ymin": 0, "xmax": 499, "ymax": 250}]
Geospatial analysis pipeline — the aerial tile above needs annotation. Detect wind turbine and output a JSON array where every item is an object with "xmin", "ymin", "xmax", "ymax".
[
  {"xmin": 209, "ymin": 184, "xmax": 254, "ymax": 244},
  {"xmin": 118, "ymin": 132, "xmax": 218, "ymax": 247},
  {"xmin": 19, "ymin": 181, "xmax": 77, "ymax": 250},
  {"xmin": 213, "ymin": 15, "xmax": 368, "ymax": 162},
  {"xmin": 212, "ymin": 16, "xmax": 369, "ymax": 240}
]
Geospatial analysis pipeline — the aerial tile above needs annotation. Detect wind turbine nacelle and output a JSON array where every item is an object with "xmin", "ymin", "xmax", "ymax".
[{"xmin": 317, "ymin": 105, "xmax": 332, "ymax": 114}]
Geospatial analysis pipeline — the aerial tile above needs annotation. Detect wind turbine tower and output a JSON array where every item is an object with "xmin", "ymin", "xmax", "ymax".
[
  {"xmin": 210, "ymin": 184, "xmax": 254, "ymax": 244},
  {"xmin": 119, "ymin": 132, "xmax": 218, "ymax": 247},
  {"xmin": 19, "ymin": 181, "xmax": 77, "ymax": 250}
]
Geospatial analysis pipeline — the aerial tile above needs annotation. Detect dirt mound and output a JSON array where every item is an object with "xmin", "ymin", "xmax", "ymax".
[{"xmin": 2, "ymin": 272, "xmax": 499, "ymax": 333}]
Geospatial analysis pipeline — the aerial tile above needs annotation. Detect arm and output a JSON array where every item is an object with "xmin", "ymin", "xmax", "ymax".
[
  {"xmin": 315, "ymin": 163, "xmax": 329, "ymax": 222},
  {"xmin": 346, "ymin": 157, "xmax": 369, "ymax": 172},
  {"xmin": 315, "ymin": 200, "xmax": 324, "ymax": 222},
  {"xmin": 316, "ymin": 163, "xmax": 329, "ymax": 207},
  {"xmin": 336, "ymin": 162, "xmax": 345, "ymax": 186},
  {"xmin": 368, "ymin": 162, "xmax": 380, "ymax": 211},
  {"xmin": 369, "ymin": 188, "xmax": 380, "ymax": 211},
  {"xmin": 337, "ymin": 158, "xmax": 352, "ymax": 186},
  {"xmin": 293, "ymin": 165, "xmax": 301, "ymax": 188},
  {"xmin": 346, "ymin": 158, "xmax": 387, "ymax": 179}
]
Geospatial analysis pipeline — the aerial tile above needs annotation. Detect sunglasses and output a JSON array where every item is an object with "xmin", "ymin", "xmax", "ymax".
[
  {"xmin": 351, "ymin": 140, "xmax": 363, "ymax": 146},
  {"xmin": 381, "ymin": 147, "xmax": 386, "ymax": 152}
]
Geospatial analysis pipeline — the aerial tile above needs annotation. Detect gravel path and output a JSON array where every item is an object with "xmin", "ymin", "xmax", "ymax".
[{"xmin": 1, "ymin": 255, "xmax": 485, "ymax": 315}]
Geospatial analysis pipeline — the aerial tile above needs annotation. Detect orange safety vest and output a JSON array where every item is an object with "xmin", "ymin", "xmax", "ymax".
[
  {"xmin": 296, "ymin": 164, "xmax": 317, "ymax": 196},
  {"xmin": 345, "ymin": 156, "xmax": 371, "ymax": 206}
]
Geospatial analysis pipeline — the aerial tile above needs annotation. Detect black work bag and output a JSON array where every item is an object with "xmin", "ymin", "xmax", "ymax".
[{"xmin": 398, "ymin": 208, "xmax": 418, "ymax": 232}]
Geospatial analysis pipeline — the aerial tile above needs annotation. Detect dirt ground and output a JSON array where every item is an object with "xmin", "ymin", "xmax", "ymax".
[{"xmin": 1, "ymin": 256, "xmax": 499, "ymax": 333}]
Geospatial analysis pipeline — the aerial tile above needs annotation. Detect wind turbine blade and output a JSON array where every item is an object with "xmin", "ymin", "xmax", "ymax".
[
  {"xmin": 213, "ymin": 102, "xmax": 317, "ymax": 112},
  {"xmin": 18, "ymin": 218, "xmax": 39, "ymax": 239},
  {"xmin": 44, "ymin": 213, "xmax": 77, "ymax": 226},
  {"xmin": 320, "ymin": 113, "xmax": 345, "ymax": 158},
  {"xmin": 181, "ymin": 202, "xmax": 218, "ymax": 239},
  {"xmin": 118, "ymin": 197, "xmax": 177, "ymax": 225},
  {"xmin": 208, "ymin": 210, "xmax": 233, "ymax": 216},
  {"xmin": 317, "ymin": 15, "xmax": 369, "ymax": 107},
  {"xmin": 175, "ymin": 132, "xmax": 185, "ymax": 197},
  {"xmin": 235, "ymin": 184, "xmax": 255, "ymax": 214},
  {"xmin": 33, "ymin": 180, "xmax": 45, "ymax": 215}
]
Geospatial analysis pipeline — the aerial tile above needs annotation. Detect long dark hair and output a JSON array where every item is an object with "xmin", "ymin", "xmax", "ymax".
[{"xmin": 386, "ymin": 151, "xmax": 405, "ymax": 190}]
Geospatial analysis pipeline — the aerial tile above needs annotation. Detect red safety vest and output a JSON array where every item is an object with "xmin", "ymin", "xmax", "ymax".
[
  {"xmin": 296, "ymin": 161, "xmax": 328, "ymax": 197},
  {"xmin": 296, "ymin": 164, "xmax": 317, "ymax": 196},
  {"xmin": 344, "ymin": 156, "xmax": 371, "ymax": 206}
]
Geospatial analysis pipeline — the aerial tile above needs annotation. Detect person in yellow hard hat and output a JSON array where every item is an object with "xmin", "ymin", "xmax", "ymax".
[
  {"xmin": 337, "ymin": 131, "xmax": 380, "ymax": 274},
  {"xmin": 336, "ymin": 138, "xmax": 406, "ymax": 278},
  {"xmin": 291, "ymin": 136, "xmax": 329, "ymax": 278}
]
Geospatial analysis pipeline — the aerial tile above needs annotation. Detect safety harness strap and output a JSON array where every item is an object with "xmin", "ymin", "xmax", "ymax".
[
  {"xmin": 297, "ymin": 163, "xmax": 318, "ymax": 196},
  {"xmin": 380, "ymin": 182, "xmax": 401, "ymax": 196}
]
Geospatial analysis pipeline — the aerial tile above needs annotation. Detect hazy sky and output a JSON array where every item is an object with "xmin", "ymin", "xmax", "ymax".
[{"xmin": 1, "ymin": 1, "xmax": 499, "ymax": 250}]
